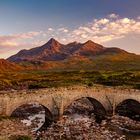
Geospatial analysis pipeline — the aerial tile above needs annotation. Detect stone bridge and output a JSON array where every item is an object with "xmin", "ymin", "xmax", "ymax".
[{"xmin": 0, "ymin": 86, "xmax": 140, "ymax": 120}]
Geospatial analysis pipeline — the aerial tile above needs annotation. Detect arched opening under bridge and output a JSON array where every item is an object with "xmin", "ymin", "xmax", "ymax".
[
  {"xmin": 64, "ymin": 97, "xmax": 106, "ymax": 123},
  {"xmin": 115, "ymin": 99, "xmax": 140, "ymax": 121},
  {"xmin": 11, "ymin": 102, "xmax": 53, "ymax": 131}
]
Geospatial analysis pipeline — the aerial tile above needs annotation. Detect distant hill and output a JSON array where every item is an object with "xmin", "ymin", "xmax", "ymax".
[
  {"xmin": 7, "ymin": 38, "xmax": 140, "ymax": 71},
  {"xmin": 7, "ymin": 38, "xmax": 129, "ymax": 61},
  {"xmin": 0, "ymin": 59, "xmax": 22, "ymax": 72}
]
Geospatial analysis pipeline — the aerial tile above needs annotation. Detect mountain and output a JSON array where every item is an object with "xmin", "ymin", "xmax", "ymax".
[
  {"xmin": 7, "ymin": 38, "xmax": 127, "ymax": 61},
  {"xmin": 7, "ymin": 38, "xmax": 140, "ymax": 71},
  {"xmin": 0, "ymin": 59, "xmax": 22, "ymax": 72}
]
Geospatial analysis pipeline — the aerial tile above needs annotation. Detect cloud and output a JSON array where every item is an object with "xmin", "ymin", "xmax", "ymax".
[
  {"xmin": 58, "ymin": 28, "xmax": 69, "ymax": 33},
  {"xmin": 48, "ymin": 28, "xmax": 54, "ymax": 31},
  {"xmin": 137, "ymin": 16, "xmax": 140, "ymax": 20},
  {"xmin": 1, "ymin": 13, "xmax": 140, "ymax": 48},
  {"xmin": 95, "ymin": 18, "xmax": 110, "ymax": 25},
  {"xmin": 108, "ymin": 13, "xmax": 119, "ymax": 19},
  {"xmin": 71, "ymin": 14, "xmax": 140, "ymax": 43},
  {"xmin": 0, "ymin": 31, "xmax": 42, "ymax": 58},
  {"xmin": 0, "ymin": 13, "xmax": 140, "ymax": 58},
  {"xmin": 17, "ymin": 31, "xmax": 41, "ymax": 39},
  {"xmin": 0, "ymin": 31, "xmax": 41, "ymax": 47}
]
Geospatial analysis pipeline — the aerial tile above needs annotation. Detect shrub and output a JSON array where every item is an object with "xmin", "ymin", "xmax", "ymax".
[
  {"xmin": 87, "ymin": 82, "xmax": 93, "ymax": 87},
  {"xmin": 133, "ymin": 84, "xmax": 140, "ymax": 89}
]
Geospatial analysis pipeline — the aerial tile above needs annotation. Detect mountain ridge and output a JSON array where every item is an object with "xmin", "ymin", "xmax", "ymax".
[
  {"xmin": 7, "ymin": 38, "xmax": 133, "ymax": 62},
  {"xmin": 6, "ymin": 38, "xmax": 140, "ymax": 71}
]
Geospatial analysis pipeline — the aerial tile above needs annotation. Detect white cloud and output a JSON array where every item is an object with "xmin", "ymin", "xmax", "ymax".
[
  {"xmin": 71, "ymin": 14, "xmax": 140, "ymax": 43},
  {"xmin": 58, "ymin": 28, "xmax": 69, "ymax": 33},
  {"xmin": 48, "ymin": 28, "xmax": 54, "ymax": 31},
  {"xmin": 1, "ymin": 13, "xmax": 140, "ymax": 58},
  {"xmin": 95, "ymin": 18, "xmax": 110, "ymax": 25},
  {"xmin": 61, "ymin": 38, "xmax": 66, "ymax": 42},
  {"xmin": 137, "ymin": 16, "xmax": 140, "ymax": 20},
  {"xmin": 0, "ymin": 31, "xmax": 41, "ymax": 47},
  {"xmin": 81, "ymin": 34, "xmax": 88, "ymax": 39},
  {"xmin": 108, "ymin": 13, "xmax": 119, "ymax": 19},
  {"xmin": 1, "ymin": 14, "xmax": 140, "ymax": 46}
]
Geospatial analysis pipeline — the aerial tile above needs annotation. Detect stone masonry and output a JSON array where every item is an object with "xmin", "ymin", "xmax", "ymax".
[{"xmin": 0, "ymin": 85, "xmax": 140, "ymax": 120}]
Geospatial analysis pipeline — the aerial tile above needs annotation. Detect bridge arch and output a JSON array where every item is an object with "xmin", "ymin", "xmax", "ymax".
[
  {"xmin": 87, "ymin": 97, "xmax": 106, "ymax": 115},
  {"xmin": 10, "ymin": 101, "xmax": 53, "ymax": 131},
  {"xmin": 115, "ymin": 99, "xmax": 140, "ymax": 120},
  {"xmin": 7, "ymin": 99, "xmax": 53, "ymax": 117},
  {"xmin": 63, "ymin": 95, "xmax": 107, "ymax": 122},
  {"xmin": 63, "ymin": 93, "xmax": 109, "ymax": 112}
]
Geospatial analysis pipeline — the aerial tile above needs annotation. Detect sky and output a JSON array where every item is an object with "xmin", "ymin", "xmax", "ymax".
[{"xmin": 0, "ymin": 0, "xmax": 140, "ymax": 58}]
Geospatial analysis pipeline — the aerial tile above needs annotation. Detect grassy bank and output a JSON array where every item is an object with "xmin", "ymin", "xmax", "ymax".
[{"xmin": 0, "ymin": 70, "xmax": 140, "ymax": 90}]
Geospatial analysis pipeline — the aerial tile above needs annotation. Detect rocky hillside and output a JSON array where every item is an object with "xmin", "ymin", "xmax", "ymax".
[
  {"xmin": 0, "ymin": 59, "xmax": 22, "ymax": 72},
  {"xmin": 7, "ymin": 38, "xmax": 130, "ymax": 62},
  {"xmin": 7, "ymin": 38, "xmax": 140, "ymax": 71}
]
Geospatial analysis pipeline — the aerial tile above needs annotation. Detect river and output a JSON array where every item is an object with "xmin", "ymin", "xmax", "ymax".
[{"xmin": 12, "ymin": 102, "xmax": 140, "ymax": 139}]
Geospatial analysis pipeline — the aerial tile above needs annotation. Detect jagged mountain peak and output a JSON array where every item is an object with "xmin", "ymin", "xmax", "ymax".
[
  {"xmin": 83, "ymin": 40, "xmax": 103, "ymax": 48},
  {"xmin": 7, "ymin": 38, "xmax": 135, "ymax": 62},
  {"xmin": 48, "ymin": 38, "xmax": 60, "ymax": 44},
  {"xmin": 43, "ymin": 38, "xmax": 61, "ymax": 47},
  {"xmin": 84, "ymin": 40, "xmax": 95, "ymax": 45},
  {"xmin": 41, "ymin": 38, "xmax": 62, "ymax": 52},
  {"xmin": 49, "ymin": 38, "xmax": 57, "ymax": 42}
]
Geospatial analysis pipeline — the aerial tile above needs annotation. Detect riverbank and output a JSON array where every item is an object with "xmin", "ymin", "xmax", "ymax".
[
  {"xmin": 37, "ymin": 115, "xmax": 126, "ymax": 140},
  {"xmin": 0, "ymin": 115, "xmax": 140, "ymax": 140},
  {"xmin": 0, "ymin": 118, "xmax": 32, "ymax": 140},
  {"xmin": 0, "ymin": 96, "xmax": 140, "ymax": 140}
]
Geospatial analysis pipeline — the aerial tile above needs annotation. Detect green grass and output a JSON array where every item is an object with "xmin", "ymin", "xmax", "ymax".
[{"xmin": 0, "ymin": 70, "xmax": 140, "ymax": 90}]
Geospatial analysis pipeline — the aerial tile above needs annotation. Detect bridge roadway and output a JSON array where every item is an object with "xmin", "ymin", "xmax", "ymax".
[{"xmin": 0, "ymin": 86, "xmax": 140, "ymax": 119}]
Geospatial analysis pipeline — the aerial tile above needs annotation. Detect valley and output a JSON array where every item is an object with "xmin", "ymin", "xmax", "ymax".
[
  {"xmin": 0, "ymin": 39, "xmax": 140, "ymax": 140},
  {"xmin": 1, "ymin": 0, "xmax": 140, "ymax": 139}
]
